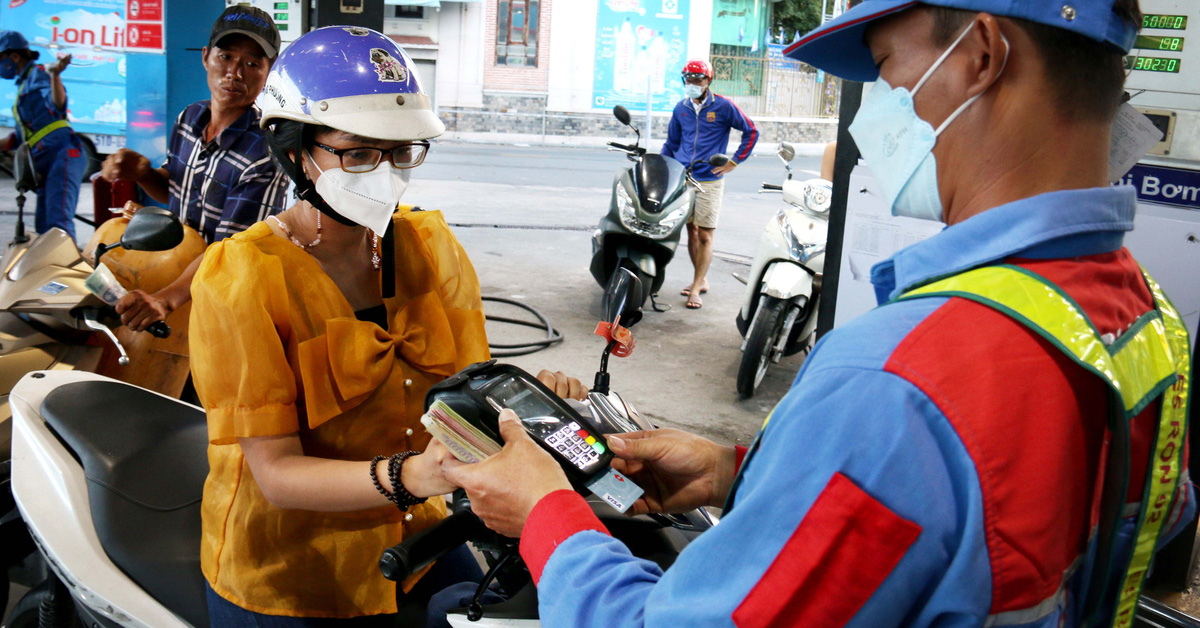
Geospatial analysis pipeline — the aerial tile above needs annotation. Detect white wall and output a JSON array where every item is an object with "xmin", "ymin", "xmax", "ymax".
[
  {"xmin": 436, "ymin": 2, "xmax": 486, "ymax": 108},
  {"xmin": 546, "ymin": 0, "xmax": 599, "ymax": 112},
  {"xmin": 547, "ymin": 0, "xmax": 713, "ymax": 114}
]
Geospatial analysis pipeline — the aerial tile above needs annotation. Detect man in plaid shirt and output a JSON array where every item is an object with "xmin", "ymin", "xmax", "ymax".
[{"xmin": 99, "ymin": 6, "xmax": 286, "ymax": 332}]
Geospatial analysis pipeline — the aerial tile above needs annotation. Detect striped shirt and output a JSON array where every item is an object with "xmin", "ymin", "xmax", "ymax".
[{"xmin": 163, "ymin": 101, "xmax": 288, "ymax": 243}]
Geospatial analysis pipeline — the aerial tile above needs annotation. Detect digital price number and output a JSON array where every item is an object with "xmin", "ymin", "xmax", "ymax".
[
  {"xmin": 1143, "ymin": 14, "xmax": 1187, "ymax": 30},
  {"xmin": 1134, "ymin": 35, "xmax": 1185, "ymax": 51},
  {"xmin": 1125, "ymin": 56, "xmax": 1182, "ymax": 73}
]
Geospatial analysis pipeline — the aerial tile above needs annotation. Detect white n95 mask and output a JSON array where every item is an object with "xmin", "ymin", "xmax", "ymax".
[
  {"xmin": 307, "ymin": 150, "xmax": 410, "ymax": 236},
  {"xmin": 848, "ymin": 22, "xmax": 1008, "ymax": 222}
]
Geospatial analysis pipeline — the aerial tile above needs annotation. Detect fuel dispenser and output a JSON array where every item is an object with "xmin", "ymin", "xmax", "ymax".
[{"xmin": 815, "ymin": 0, "xmax": 1200, "ymax": 622}]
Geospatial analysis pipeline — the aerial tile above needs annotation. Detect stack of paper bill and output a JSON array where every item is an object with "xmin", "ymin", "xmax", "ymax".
[{"xmin": 421, "ymin": 400, "xmax": 503, "ymax": 463}]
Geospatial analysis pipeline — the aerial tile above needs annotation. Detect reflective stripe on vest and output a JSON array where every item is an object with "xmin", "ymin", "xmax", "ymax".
[
  {"xmin": 12, "ymin": 68, "xmax": 71, "ymax": 147},
  {"xmin": 897, "ymin": 263, "xmax": 1189, "ymax": 628}
]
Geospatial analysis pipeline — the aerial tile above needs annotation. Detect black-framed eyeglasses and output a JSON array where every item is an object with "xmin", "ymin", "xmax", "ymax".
[
  {"xmin": 312, "ymin": 141, "xmax": 430, "ymax": 173},
  {"xmin": 682, "ymin": 73, "xmax": 708, "ymax": 84}
]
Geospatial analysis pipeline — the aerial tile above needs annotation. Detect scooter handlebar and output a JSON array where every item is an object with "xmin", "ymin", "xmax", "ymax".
[
  {"xmin": 379, "ymin": 510, "xmax": 486, "ymax": 582},
  {"xmin": 606, "ymin": 142, "xmax": 647, "ymax": 156},
  {"xmin": 760, "ymin": 182, "xmax": 783, "ymax": 192}
]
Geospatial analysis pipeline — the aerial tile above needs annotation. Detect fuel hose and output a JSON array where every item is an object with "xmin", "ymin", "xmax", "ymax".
[{"xmin": 482, "ymin": 296, "xmax": 564, "ymax": 357}]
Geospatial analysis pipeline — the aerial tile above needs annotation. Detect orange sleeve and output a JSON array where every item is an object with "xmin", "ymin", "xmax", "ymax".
[
  {"xmin": 189, "ymin": 237, "xmax": 299, "ymax": 444},
  {"xmin": 402, "ymin": 210, "xmax": 491, "ymax": 368}
]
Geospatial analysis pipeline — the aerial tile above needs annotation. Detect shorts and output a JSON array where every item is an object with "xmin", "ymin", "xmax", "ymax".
[{"xmin": 689, "ymin": 178, "xmax": 725, "ymax": 229}]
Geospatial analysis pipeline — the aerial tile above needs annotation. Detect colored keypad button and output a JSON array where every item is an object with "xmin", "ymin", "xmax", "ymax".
[{"xmin": 592, "ymin": 443, "xmax": 605, "ymax": 453}]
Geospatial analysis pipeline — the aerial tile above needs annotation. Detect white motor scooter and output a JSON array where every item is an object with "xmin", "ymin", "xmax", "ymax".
[
  {"xmin": 6, "ymin": 269, "xmax": 713, "ymax": 628},
  {"xmin": 731, "ymin": 143, "xmax": 831, "ymax": 398}
]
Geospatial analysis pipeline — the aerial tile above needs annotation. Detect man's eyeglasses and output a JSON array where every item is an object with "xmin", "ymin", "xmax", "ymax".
[
  {"xmin": 682, "ymin": 73, "xmax": 708, "ymax": 84},
  {"xmin": 312, "ymin": 141, "xmax": 430, "ymax": 173}
]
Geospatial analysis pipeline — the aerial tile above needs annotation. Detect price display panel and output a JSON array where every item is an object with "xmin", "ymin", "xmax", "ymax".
[
  {"xmin": 1142, "ymin": 14, "xmax": 1187, "ymax": 30},
  {"xmin": 1134, "ymin": 35, "xmax": 1185, "ymax": 51}
]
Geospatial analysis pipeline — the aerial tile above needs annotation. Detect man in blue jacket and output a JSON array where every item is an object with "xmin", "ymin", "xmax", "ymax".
[
  {"xmin": 662, "ymin": 59, "xmax": 758, "ymax": 309},
  {"xmin": 440, "ymin": 0, "xmax": 1196, "ymax": 626}
]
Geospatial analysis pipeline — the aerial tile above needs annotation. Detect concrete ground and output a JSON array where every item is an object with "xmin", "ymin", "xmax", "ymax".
[{"xmin": 406, "ymin": 142, "xmax": 824, "ymax": 446}]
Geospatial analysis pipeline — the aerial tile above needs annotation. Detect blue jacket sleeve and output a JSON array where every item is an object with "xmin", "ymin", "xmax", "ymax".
[
  {"xmin": 660, "ymin": 107, "xmax": 682, "ymax": 160},
  {"xmin": 534, "ymin": 354, "xmax": 992, "ymax": 627},
  {"xmin": 727, "ymin": 102, "xmax": 757, "ymax": 164}
]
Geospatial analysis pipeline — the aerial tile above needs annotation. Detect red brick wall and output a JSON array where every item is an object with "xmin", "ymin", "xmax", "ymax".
[{"xmin": 484, "ymin": 0, "xmax": 552, "ymax": 92}]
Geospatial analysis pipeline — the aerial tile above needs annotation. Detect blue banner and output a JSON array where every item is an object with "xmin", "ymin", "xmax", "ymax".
[
  {"xmin": 592, "ymin": 0, "xmax": 690, "ymax": 113},
  {"xmin": 0, "ymin": 0, "xmax": 127, "ymax": 138},
  {"xmin": 1120, "ymin": 163, "xmax": 1200, "ymax": 211}
]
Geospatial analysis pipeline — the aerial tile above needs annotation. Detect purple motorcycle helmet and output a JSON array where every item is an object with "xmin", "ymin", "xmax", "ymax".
[
  {"xmin": 257, "ymin": 27, "xmax": 441, "ymax": 295},
  {"xmin": 257, "ymin": 25, "xmax": 442, "ymax": 139}
]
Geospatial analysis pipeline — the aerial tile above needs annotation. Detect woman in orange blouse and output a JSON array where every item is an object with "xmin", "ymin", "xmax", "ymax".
[{"xmin": 189, "ymin": 30, "xmax": 583, "ymax": 625}]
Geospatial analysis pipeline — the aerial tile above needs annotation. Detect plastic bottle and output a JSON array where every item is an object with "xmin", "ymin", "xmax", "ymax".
[
  {"xmin": 614, "ymin": 18, "xmax": 634, "ymax": 93},
  {"xmin": 649, "ymin": 36, "xmax": 667, "ymax": 94}
]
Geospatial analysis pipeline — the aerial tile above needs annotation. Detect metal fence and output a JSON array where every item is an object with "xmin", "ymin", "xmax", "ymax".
[{"xmin": 710, "ymin": 44, "xmax": 841, "ymax": 119}]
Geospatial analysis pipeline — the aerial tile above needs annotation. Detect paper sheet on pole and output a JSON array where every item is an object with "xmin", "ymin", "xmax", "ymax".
[{"xmin": 1109, "ymin": 103, "xmax": 1163, "ymax": 183}]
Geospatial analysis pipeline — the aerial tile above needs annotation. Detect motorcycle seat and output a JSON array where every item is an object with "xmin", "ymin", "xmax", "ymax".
[{"xmin": 41, "ymin": 379, "xmax": 210, "ymax": 628}]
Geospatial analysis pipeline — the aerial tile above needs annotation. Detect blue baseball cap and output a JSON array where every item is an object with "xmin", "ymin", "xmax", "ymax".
[
  {"xmin": 785, "ymin": 0, "xmax": 1138, "ymax": 82},
  {"xmin": 0, "ymin": 30, "xmax": 29, "ymax": 54}
]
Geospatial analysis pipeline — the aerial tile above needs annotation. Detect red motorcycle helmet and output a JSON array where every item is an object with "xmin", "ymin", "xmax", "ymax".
[{"xmin": 681, "ymin": 59, "xmax": 713, "ymax": 82}]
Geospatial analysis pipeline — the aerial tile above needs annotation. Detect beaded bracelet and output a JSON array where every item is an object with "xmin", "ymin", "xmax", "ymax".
[
  {"xmin": 387, "ymin": 450, "xmax": 427, "ymax": 511},
  {"xmin": 369, "ymin": 455, "xmax": 391, "ymax": 501}
]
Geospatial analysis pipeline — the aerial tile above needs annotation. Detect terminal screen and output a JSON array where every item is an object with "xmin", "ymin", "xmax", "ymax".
[
  {"xmin": 1143, "ymin": 14, "xmax": 1187, "ymax": 30},
  {"xmin": 1125, "ymin": 56, "xmax": 1182, "ymax": 73},
  {"xmin": 1134, "ymin": 35, "xmax": 1185, "ymax": 51}
]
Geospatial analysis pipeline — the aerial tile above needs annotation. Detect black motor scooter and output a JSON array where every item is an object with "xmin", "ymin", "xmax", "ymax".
[{"xmin": 590, "ymin": 106, "xmax": 701, "ymax": 313}]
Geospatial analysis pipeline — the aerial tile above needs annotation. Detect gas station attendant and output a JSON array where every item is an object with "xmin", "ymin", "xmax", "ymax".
[{"xmin": 440, "ymin": 0, "xmax": 1196, "ymax": 626}]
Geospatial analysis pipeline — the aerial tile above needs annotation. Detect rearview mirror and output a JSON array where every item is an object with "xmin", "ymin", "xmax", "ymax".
[
  {"xmin": 121, "ymin": 207, "xmax": 184, "ymax": 252},
  {"xmin": 708, "ymin": 153, "xmax": 731, "ymax": 168},
  {"xmin": 778, "ymin": 142, "xmax": 796, "ymax": 163},
  {"xmin": 603, "ymin": 267, "xmax": 643, "ymax": 328},
  {"xmin": 613, "ymin": 105, "xmax": 632, "ymax": 127}
]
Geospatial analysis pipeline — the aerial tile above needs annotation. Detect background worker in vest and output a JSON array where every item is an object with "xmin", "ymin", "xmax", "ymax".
[
  {"xmin": 0, "ymin": 31, "xmax": 85, "ymax": 239},
  {"xmin": 100, "ymin": 6, "xmax": 286, "ymax": 333},
  {"xmin": 436, "ymin": 0, "xmax": 1196, "ymax": 625},
  {"xmin": 662, "ymin": 59, "xmax": 758, "ymax": 310}
]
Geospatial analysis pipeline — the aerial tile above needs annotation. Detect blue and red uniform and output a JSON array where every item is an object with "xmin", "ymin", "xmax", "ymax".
[
  {"xmin": 518, "ymin": 185, "xmax": 1195, "ymax": 627},
  {"xmin": 661, "ymin": 90, "xmax": 758, "ymax": 181},
  {"xmin": 11, "ymin": 63, "xmax": 85, "ymax": 239}
]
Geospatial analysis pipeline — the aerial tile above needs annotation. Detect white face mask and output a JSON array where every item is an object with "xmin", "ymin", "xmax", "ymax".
[
  {"xmin": 684, "ymin": 84, "xmax": 705, "ymax": 100},
  {"xmin": 306, "ymin": 150, "xmax": 410, "ymax": 237}
]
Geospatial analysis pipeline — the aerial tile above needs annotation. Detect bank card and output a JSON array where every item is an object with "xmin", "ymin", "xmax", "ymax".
[
  {"xmin": 584, "ymin": 466, "xmax": 643, "ymax": 514},
  {"xmin": 84, "ymin": 263, "xmax": 127, "ymax": 306}
]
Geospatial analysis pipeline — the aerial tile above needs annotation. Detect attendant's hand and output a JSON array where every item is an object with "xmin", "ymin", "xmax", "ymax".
[
  {"xmin": 536, "ymin": 369, "xmax": 588, "ymax": 401},
  {"xmin": 46, "ymin": 54, "xmax": 71, "ymax": 75},
  {"xmin": 115, "ymin": 289, "xmax": 172, "ymax": 332},
  {"xmin": 711, "ymin": 161, "xmax": 738, "ymax": 176},
  {"xmin": 441, "ymin": 410, "xmax": 571, "ymax": 537},
  {"xmin": 101, "ymin": 148, "xmax": 151, "ymax": 183},
  {"xmin": 606, "ymin": 428, "xmax": 738, "ymax": 516},
  {"xmin": 399, "ymin": 439, "xmax": 460, "ymax": 498}
]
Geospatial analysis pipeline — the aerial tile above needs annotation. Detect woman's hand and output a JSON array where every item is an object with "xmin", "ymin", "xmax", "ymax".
[
  {"xmin": 400, "ymin": 439, "xmax": 460, "ymax": 498},
  {"xmin": 440, "ymin": 410, "xmax": 571, "ymax": 537},
  {"xmin": 536, "ymin": 369, "xmax": 588, "ymax": 401}
]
